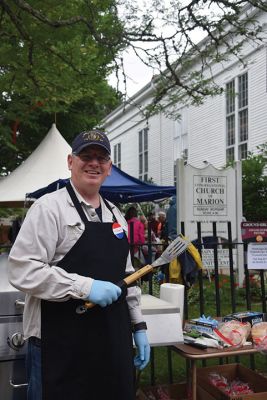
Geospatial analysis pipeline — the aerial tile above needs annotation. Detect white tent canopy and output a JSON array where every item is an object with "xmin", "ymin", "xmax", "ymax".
[{"xmin": 0, "ymin": 124, "xmax": 71, "ymax": 207}]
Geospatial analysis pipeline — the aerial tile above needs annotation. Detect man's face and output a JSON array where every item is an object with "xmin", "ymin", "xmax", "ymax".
[{"xmin": 68, "ymin": 145, "xmax": 112, "ymax": 192}]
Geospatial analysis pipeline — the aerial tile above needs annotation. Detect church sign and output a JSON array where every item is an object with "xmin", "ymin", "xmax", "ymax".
[
  {"xmin": 176, "ymin": 159, "xmax": 244, "ymax": 284},
  {"xmin": 176, "ymin": 160, "xmax": 242, "ymax": 241},
  {"xmin": 193, "ymin": 175, "xmax": 227, "ymax": 216}
]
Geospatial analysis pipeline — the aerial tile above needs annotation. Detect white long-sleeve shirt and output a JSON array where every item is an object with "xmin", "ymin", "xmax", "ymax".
[{"xmin": 8, "ymin": 184, "xmax": 143, "ymax": 339}]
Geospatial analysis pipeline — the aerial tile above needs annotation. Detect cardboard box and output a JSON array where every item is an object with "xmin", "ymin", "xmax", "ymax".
[
  {"xmin": 184, "ymin": 321, "xmax": 215, "ymax": 335},
  {"xmin": 223, "ymin": 312, "xmax": 263, "ymax": 326},
  {"xmin": 197, "ymin": 385, "xmax": 217, "ymax": 400},
  {"xmin": 136, "ymin": 383, "xmax": 187, "ymax": 399},
  {"xmin": 197, "ymin": 363, "xmax": 267, "ymax": 399},
  {"xmin": 189, "ymin": 318, "xmax": 218, "ymax": 329}
]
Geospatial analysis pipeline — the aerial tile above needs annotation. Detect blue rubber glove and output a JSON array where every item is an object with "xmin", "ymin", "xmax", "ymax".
[
  {"xmin": 133, "ymin": 330, "xmax": 150, "ymax": 370},
  {"xmin": 87, "ymin": 280, "xmax": 121, "ymax": 307}
]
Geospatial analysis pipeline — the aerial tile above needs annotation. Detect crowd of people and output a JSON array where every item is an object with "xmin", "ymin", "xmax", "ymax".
[{"xmin": 124, "ymin": 199, "xmax": 177, "ymax": 270}]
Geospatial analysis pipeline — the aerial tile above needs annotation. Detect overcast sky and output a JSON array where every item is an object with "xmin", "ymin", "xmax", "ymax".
[
  {"xmin": 108, "ymin": 6, "xmax": 207, "ymax": 98},
  {"xmin": 108, "ymin": 48, "xmax": 153, "ymax": 98}
]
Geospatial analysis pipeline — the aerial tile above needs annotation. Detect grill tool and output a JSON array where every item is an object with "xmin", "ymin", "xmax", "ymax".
[{"xmin": 76, "ymin": 235, "xmax": 189, "ymax": 314}]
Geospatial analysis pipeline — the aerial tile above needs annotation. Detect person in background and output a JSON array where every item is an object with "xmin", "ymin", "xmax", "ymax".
[
  {"xmin": 8, "ymin": 129, "xmax": 150, "ymax": 400},
  {"xmin": 125, "ymin": 206, "xmax": 146, "ymax": 268},
  {"xmin": 147, "ymin": 211, "xmax": 159, "ymax": 237},
  {"xmin": 157, "ymin": 211, "xmax": 167, "ymax": 241},
  {"xmin": 139, "ymin": 214, "xmax": 148, "ymax": 231},
  {"xmin": 166, "ymin": 196, "xmax": 177, "ymax": 240}
]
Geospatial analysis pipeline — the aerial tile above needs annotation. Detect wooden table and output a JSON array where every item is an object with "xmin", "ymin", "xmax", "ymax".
[{"xmin": 171, "ymin": 343, "xmax": 259, "ymax": 400}]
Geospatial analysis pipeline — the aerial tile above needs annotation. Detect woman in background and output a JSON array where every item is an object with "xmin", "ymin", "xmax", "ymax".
[{"xmin": 125, "ymin": 206, "xmax": 145, "ymax": 269}]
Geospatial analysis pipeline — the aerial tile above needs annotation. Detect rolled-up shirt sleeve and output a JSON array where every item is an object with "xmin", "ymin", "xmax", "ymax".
[
  {"xmin": 124, "ymin": 253, "xmax": 144, "ymax": 324},
  {"xmin": 8, "ymin": 202, "xmax": 92, "ymax": 301}
]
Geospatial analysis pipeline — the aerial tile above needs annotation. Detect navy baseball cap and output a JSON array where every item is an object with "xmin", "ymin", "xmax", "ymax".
[{"xmin": 71, "ymin": 129, "xmax": 111, "ymax": 155}]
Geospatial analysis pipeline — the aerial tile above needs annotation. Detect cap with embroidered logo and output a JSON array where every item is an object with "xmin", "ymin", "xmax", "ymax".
[{"xmin": 72, "ymin": 129, "xmax": 111, "ymax": 155}]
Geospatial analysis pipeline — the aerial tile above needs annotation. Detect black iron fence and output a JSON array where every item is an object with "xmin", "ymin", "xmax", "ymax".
[
  {"xmin": 2, "ymin": 222, "xmax": 266, "ymax": 385},
  {"xmin": 128, "ymin": 221, "xmax": 267, "ymax": 384},
  {"xmin": 129, "ymin": 220, "xmax": 266, "ymax": 317}
]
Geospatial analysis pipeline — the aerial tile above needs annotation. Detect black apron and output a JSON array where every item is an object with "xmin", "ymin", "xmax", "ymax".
[{"xmin": 41, "ymin": 183, "xmax": 135, "ymax": 400}]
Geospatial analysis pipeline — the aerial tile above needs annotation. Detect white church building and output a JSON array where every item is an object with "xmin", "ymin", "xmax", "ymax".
[{"xmin": 102, "ymin": 7, "xmax": 267, "ymax": 187}]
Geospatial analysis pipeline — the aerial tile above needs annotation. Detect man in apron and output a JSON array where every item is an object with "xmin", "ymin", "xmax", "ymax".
[{"xmin": 8, "ymin": 129, "xmax": 150, "ymax": 400}]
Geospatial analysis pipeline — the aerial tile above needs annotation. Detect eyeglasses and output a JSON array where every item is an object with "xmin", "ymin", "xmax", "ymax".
[{"xmin": 75, "ymin": 153, "xmax": 111, "ymax": 164}]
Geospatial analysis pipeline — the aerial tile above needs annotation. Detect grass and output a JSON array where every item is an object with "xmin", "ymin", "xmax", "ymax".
[{"xmin": 138, "ymin": 273, "xmax": 267, "ymax": 388}]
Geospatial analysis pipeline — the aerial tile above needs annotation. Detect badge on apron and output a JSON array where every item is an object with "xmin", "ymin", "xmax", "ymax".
[{"xmin": 112, "ymin": 222, "xmax": 124, "ymax": 239}]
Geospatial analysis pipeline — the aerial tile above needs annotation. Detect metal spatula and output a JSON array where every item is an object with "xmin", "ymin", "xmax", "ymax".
[{"xmin": 76, "ymin": 235, "xmax": 189, "ymax": 313}]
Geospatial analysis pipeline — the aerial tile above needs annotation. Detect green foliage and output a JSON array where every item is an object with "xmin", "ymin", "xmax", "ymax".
[
  {"xmin": 242, "ymin": 143, "xmax": 267, "ymax": 221},
  {"xmin": 1, "ymin": 1, "xmax": 267, "ymax": 127},
  {"xmin": 1, "ymin": 1, "xmax": 267, "ymax": 175},
  {"xmin": 0, "ymin": 208, "xmax": 25, "ymax": 219},
  {"xmin": 226, "ymin": 143, "xmax": 267, "ymax": 222},
  {"xmin": 0, "ymin": 1, "xmax": 123, "ymax": 106},
  {"xmin": 0, "ymin": 84, "xmax": 121, "ymax": 175},
  {"xmin": 238, "ymin": 273, "xmax": 262, "ymax": 301},
  {"xmin": 0, "ymin": 1, "xmax": 123, "ymax": 174},
  {"xmin": 0, "ymin": 208, "xmax": 27, "ymax": 220}
]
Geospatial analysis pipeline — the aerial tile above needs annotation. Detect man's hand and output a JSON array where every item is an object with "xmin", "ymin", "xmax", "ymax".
[
  {"xmin": 87, "ymin": 280, "xmax": 121, "ymax": 307},
  {"xmin": 133, "ymin": 330, "xmax": 150, "ymax": 370}
]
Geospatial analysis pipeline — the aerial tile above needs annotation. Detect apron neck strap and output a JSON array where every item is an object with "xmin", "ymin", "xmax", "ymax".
[
  {"xmin": 66, "ymin": 182, "xmax": 89, "ymax": 226},
  {"xmin": 102, "ymin": 198, "xmax": 118, "ymax": 223},
  {"xmin": 66, "ymin": 182, "xmax": 118, "ymax": 224}
]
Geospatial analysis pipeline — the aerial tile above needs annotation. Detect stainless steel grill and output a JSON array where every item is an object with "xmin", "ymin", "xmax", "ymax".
[{"xmin": 0, "ymin": 252, "xmax": 27, "ymax": 400}]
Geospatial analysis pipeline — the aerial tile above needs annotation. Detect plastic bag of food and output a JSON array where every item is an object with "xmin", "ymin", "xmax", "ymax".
[
  {"xmin": 251, "ymin": 322, "xmax": 267, "ymax": 351},
  {"xmin": 209, "ymin": 373, "xmax": 254, "ymax": 395},
  {"xmin": 215, "ymin": 320, "xmax": 251, "ymax": 347}
]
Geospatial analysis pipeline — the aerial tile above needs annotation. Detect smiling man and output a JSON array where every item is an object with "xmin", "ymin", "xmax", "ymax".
[
  {"xmin": 8, "ymin": 129, "xmax": 150, "ymax": 400},
  {"xmin": 69, "ymin": 131, "xmax": 113, "ymax": 205}
]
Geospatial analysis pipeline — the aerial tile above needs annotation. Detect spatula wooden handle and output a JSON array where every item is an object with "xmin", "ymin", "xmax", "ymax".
[
  {"xmin": 123, "ymin": 264, "xmax": 153, "ymax": 285},
  {"xmin": 84, "ymin": 264, "xmax": 153, "ymax": 310}
]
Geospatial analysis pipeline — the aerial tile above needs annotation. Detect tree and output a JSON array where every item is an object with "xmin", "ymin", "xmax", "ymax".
[
  {"xmin": 1, "ymin": 1, "xmax": 267, "ymax": 173},
  {"xmin": 2, "ymin": 2, "xmax": 267, "ymax": 109},
  {"xmin": 0, "ymin": 1, "xmax": 123, "ymax": 105},
  {"xmin": 0, "ymin": 86, "xmax": 121, "ymax": 175},
  {"xmin": 242, "ymin": 143, "xmax": 267, "ymax": 221},
  {"xmin": 116, "ymin": 0, "xmax": 267, "ymax": 115},
  {"xmin": 0, "ymin": 0, "xmax": 123, "ymax": 173}
]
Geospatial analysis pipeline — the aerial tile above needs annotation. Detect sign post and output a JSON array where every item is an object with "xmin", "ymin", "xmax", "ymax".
[
  {"xmin": 176, "ymin": 160, "xmax": 244, "ymax": 285},
  {"xmin": 247, "ymin": 243, "xmax": 267, "ymax": 270},
  {"xmin": 241, "ymin": 222, "xmax": 267, "ymax": 243},
  {"xmin": 241, "ymin": 222, "xmax": 267, "ymax": 272}
]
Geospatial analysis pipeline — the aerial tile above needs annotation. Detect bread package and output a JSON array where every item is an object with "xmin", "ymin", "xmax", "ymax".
[
  {"xmin": 251, "ymin": 322, "xmax": 267, "ymax": 349},
  {"xmin": 216, "ymin": 320, "xmax": 251, "ymax": 346}
]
